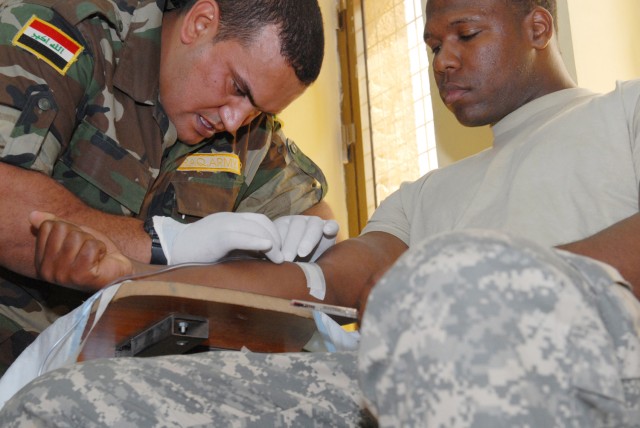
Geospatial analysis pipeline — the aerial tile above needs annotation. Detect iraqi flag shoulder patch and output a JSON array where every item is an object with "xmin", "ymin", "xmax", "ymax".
[{"xmin": 12, "ymin": 16, "xmax": 84, "ymax": 76}]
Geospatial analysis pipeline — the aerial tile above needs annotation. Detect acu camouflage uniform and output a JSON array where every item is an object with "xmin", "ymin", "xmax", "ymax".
[
  {"xmin": 0, "ymin": 0, "xmax": 327, "ymax": 375},
  {"xmin": 0, "ymin": 230, "xmax": 637, "ymax": 427}
]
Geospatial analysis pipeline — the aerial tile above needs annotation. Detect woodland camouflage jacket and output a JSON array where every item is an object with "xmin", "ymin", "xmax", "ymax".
[{"xmin": 0, "ymin": 0, "xmax": 328, "ymax": 222}]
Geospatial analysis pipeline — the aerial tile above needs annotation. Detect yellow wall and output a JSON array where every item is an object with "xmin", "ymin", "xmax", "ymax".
[
  {"xmin": 566, "ymin": 0, "xmax": 640, "ymax": 92},
  {"xmin": 278, "ymin": 0, "xmax": 349, "ymax": 234}
]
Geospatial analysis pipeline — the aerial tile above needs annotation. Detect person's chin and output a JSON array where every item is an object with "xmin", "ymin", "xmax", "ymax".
[
  {"xmin": 176, "ymin": 131, "xmax": 205, "ymax": 145},
  {"xmin": 450, "ymin": 105, "xmax": 492, "ymax": 128},
  {"xmin": 176, "ymin": 123, "xmax": 209, "ymax": 145}
]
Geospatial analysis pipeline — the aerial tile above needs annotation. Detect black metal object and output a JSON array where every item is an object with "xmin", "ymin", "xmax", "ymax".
[{"xmin": 115, "ymin": 314, "xmax": 209, "ymax": 357}]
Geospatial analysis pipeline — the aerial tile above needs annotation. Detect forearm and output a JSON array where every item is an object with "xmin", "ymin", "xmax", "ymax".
[
  {"xmin": 0, "ymin": 163, "xmax": 151, "ymax": 277},
  {"xmin": 318, "ymin": 232, "xmax": 408, "ymax": 312},
  {"xmin": 557, "ymin": 212, "xmax": 640, "ymax": 299},
  {"xmin": 144, "ymin": 231, "xmax": 408, "ymax": 313},
  {"xmin": 142, "ymin": 260, "xmax": 311, "ymax": 301}
]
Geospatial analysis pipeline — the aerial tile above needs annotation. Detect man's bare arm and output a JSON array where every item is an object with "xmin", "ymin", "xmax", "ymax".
[
  {"xmin": 146, "ymin": 231, "xmax": 408, "ymax": 314},
  {"xmin": 0, "ymin": 162, "xmax": 152, "ymax": 277},
  {"xmin": 558, "ymin": 212, "xmax": 640, "ymax": 299}
]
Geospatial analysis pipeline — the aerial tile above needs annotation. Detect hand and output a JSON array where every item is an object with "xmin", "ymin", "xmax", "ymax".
[
  {"xmin": 158, "ymin": 212, "xmax": 285, "ymax": 265},
  {"xmin": 28, "ymin": 211, "xmax": 134, "ymax": 290},
  {"xmin": 273, "ymin": 215, "xmax": 339, "ymax": 262}
]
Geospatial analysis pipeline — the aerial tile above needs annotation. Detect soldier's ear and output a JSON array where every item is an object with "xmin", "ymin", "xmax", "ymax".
[
  {"xmin": 527, "ymin": 6, "xmax": 554, "ymax": 50},
  {"xmin": 180, "ymin": 0, "xmax": 220, "ymax": 44}
]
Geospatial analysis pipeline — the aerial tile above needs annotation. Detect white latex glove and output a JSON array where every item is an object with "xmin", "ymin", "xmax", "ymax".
[
  {"xmin": 273, "ymin": 215, "xmax": 339, "ymax": 262},
  {"xmin": 154, "ymin": 213, "xmax": 284, "ymax": 265}
]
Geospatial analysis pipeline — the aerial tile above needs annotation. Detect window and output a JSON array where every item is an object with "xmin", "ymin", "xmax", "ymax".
[{"xmin": 339, "ymin": 0, "xmax": 437, "ymax": 235}]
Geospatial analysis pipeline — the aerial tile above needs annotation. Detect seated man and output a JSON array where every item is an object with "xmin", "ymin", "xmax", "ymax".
[{"xmin": 1, "ymin": 0, "xmax": 638, "ymax": 426}]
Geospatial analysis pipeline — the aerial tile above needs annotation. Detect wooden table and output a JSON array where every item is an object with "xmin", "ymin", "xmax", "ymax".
[{"xmin": 78, "ymin": 280, "xmax": 317, "ymax": 361}]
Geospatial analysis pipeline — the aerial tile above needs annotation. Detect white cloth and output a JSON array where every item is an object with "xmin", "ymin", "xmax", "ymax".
[
  {"xmin": 313, "ymin": 311, "xmax": 360, "ymax": 352},
  {"xmin": 364, "ymin": 81, "xmax": 640, "ymax": 247},
  {"xmin": 0, "ymin": 283, "xmax": 123, "ymax": 410}
]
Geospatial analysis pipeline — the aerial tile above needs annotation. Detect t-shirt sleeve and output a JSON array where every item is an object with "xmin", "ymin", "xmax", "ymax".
[
  {"xmin": 620, "ymin": 80, "xmax": 640, "ymax": 192},
  {"xmin": 362, "ymin": 182, "xmax": 413, "ymax": 245}
]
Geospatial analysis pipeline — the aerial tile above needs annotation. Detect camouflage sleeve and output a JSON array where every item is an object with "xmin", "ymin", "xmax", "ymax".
[
  {"xmin": 0, "ymin": 2, "xmax": 93, "ymax": 175},
  {"xmin": 0, "ymin": 103, "xmax": 62, "ymax": 175},
  {"xmin": 235, "ymin": 123, "xmax": 329, "ymax": 219}
]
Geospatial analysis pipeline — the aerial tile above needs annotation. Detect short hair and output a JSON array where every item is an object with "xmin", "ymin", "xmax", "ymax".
[
  {"xmin": 509, "ymin": 0, "xmax": 558, "ymax": 32},
  {"xmin": 172, "ymin": 0, "xmax": 325, "ymax": 86}
]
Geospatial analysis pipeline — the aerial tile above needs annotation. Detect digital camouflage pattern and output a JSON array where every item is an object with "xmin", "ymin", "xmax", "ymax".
[
  {"xmin": 360, "ymin": 230, "xmax": 640, "ymax": 427},
  {"xmin": 1, "ymin": 230, "xmax": 637, "ymax": 426},
  {"xmin": 0, "ymin": 350, "xmax": 372, "ymax": 427},
  {"xmin": 0, "ymin": 0, "xmax": 327, "ymax": 376}
]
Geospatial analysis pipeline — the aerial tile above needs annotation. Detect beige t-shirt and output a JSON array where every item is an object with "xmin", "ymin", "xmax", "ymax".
[{"xmin": 364, "ymin": 80, "xmax": 640, "ymax": 248}]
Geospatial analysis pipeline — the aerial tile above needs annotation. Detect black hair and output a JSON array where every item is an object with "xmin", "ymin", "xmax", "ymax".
[{"xmin": 172, "ymin": 0, "xmax": 324, "ymax": 86}]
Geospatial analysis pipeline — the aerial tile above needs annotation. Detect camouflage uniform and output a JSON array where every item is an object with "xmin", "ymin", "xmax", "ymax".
[
  {"xmin": 0, "ymin": 0, "xmax": 327, "ymax": 375},
  {"xmin": 360, "ymin": 230, "xmax": 640, "ymax": 427},
  {"xmin": 1, "ymin": 230, "xmax": 637, "ymax": 426}
]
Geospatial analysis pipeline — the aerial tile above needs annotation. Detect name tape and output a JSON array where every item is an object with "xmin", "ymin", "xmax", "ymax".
[{"xmin": 177, "ymin": 153, "xmax": 242, "ymax": 175}]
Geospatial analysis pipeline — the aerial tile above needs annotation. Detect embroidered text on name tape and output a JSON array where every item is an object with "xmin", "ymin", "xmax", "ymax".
[{"xmin": 177, "ymin": 153, "xmax": 242, "ymax": 175}]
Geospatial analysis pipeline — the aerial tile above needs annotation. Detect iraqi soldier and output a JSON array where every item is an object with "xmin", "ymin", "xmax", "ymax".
[{"xmin": 0, "ymin": 0, "xmax": 332, "ymax": 375}]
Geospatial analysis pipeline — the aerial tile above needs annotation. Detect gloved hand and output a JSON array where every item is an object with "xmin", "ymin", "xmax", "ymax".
[
  {"xmin": 154, "ymin": 213, "xmax": 284, "ymax": 265},
  {"xmin": 273, "ymin": 215, "xmax": 339, "ymax": 262}
]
